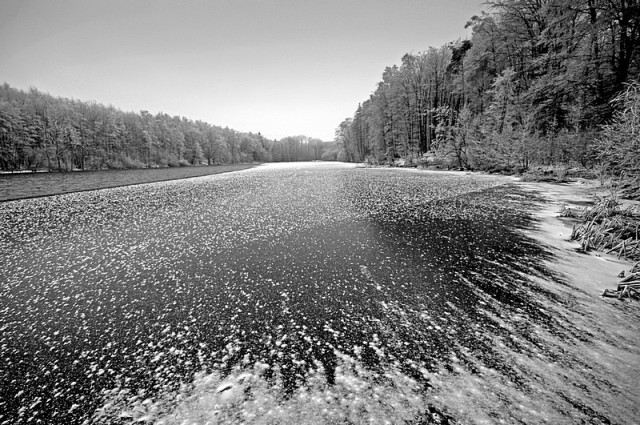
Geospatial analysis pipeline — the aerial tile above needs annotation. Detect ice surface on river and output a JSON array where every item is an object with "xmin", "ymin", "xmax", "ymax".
[{"xmin": 1, "ymin": 162, "xmax": 638, "ymax": 424}]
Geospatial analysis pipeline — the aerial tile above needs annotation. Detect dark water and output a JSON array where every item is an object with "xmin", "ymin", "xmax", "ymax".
[
  {"xmin": 0, "ymin": 164, "xmax": 629, "ymax": 424},
  {"xmin": 0, "ymin": 164, "xmax": 255, "ymax": 201}
]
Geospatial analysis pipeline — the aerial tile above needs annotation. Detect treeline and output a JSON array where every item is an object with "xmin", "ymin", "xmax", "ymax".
[
  {"xmin": 336, "ymin": 0, "xmax": 639, "ymax": 172},
  {"xmin": 0, "ymin": 84, "xmax": 338, "ymax": 172}
]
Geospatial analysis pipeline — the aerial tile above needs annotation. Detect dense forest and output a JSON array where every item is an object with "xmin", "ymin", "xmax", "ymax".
[
  {"xmin": 336, "ymin": 0, "xmax": 639, "ymax": 175},
  {"xmin": 1, "ymin": 0, "xmax": 638, "ymax": 175},
  {"xmin": 0, "ymin": 84, "xmax": 339, "ymax": 172}
]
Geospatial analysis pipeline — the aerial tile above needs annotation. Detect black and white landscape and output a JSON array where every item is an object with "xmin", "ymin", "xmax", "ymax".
[
  {"xmin": 1, "ymin": 0, "xmax": 639, "ymax": 424},
  {"xmin": 1, "ymin": 163, "xmax": 638, "ymax": 424}
]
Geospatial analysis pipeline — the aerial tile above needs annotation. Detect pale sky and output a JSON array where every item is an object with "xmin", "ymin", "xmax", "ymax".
[{"xmin": 0, "ymin": 0, "xmax": 484, "ymax": 141}]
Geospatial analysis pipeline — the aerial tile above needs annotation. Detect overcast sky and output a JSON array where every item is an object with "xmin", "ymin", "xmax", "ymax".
[{"xmin": 0, "ymin": 0, "xmax": 485, "ymax": 141}]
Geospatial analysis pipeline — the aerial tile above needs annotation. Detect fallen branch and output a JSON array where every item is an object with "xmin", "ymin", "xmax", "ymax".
[{"xmin": 617, "ymin": 282, "xmax": 640, "ymax": 291}]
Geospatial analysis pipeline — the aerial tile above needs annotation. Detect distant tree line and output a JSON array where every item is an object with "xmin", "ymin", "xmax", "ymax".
[
  {"xmin": 336, "ymin": 0, "xmax": 640, "ymax": 173},
  {"xmin": 0, "ymin": 84, "xmax": 338, "ymax": 172}
]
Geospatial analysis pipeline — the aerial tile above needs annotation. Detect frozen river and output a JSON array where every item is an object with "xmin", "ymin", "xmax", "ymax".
[{"xmin": 1, "ymin": 162, "xmax": 637, "ymax": 424}]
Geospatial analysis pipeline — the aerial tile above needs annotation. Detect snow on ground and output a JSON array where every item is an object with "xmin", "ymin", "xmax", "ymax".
[{"xmin": 515, "ymin": 179, "xmax": 640, "ymax": 419}]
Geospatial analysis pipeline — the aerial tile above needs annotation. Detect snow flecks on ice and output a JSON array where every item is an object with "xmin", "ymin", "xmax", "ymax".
[{"xmin": 0, "ymin": 163, "xmax": 636, "ymax": 424}]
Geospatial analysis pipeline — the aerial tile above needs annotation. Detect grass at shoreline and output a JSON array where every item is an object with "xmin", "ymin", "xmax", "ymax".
[{"xmin": 0, "ymin": 163, "xmax": 258, "ymax": 202}]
